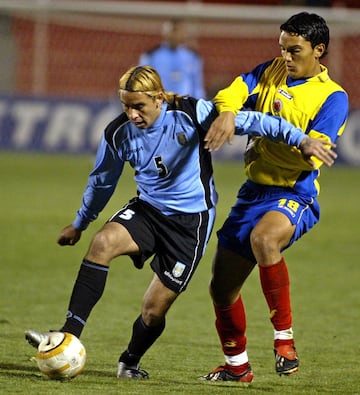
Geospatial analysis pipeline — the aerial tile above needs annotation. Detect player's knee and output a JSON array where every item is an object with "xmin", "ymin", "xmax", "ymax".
[
  {"xmin": 250, "ymin": 229, "xmax": 276, "ymax": 255},
  {"xmin": 89, "ymin": 230, "xmax": 118, "ymax": 257},
  {"xmin": 91, "ymin": 231, "xmax": 109, "ymax": 248},
  {"xmin": 141, "ymin": 309, "xmax": 164, "ymax": 327}
]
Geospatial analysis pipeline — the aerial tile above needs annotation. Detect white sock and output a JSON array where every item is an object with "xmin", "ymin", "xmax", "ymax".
[
  {"xmin": 274, "ymin": 327, "xmax": 294, "ymax": 340},
  {"xmin": 225, "ymin": 350, "xmax": 248, "ymax": 366}
]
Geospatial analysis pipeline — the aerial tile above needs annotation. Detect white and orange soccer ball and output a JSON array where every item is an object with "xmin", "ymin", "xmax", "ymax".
[{"xmin": 36, "ymin": 332, "xmax": 86, "ymax": 379}]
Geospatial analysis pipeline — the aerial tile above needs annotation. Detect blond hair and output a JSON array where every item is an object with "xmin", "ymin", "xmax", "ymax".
[{"xmin": 119, "ymin": 65, "xmax": 183, "ymax": 104}]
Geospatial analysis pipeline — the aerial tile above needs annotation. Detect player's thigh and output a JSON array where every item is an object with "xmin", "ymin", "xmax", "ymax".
[
  {"xmin": 251, "ymin": 210, "xmax": 295, "ymax": 251},
  {"xmin": 141, "ymin": 273, "xmax": 178, "ymax": 325},
  {"xmin": 87, "ymin": 222, "xmax": 140, "ymax": 262}
]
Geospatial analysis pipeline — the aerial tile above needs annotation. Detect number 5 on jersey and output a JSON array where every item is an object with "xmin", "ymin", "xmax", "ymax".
[{"xmin": 154, "ymin": 156, "xmax": 168, "ymax": 178}]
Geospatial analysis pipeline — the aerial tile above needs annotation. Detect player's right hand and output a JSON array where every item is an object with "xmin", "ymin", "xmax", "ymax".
[
  {"xmin": 57, "ymin": 224, "xmax": 82, "ymax": 246},
  {"xmin": 204, "ymin": 112, "xmax": 236, "ymax": 151}
]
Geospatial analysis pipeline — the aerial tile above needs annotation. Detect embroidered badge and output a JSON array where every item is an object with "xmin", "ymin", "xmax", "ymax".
[
  {"xmin": 177, "ymin": 133, "xmax": 188, "ymax": 146},
  {"xmin": 273, "ymin": 99, "xmax": 283, "ymax": 113},
  {"xmin": 172, "ymin": 262, "xmax": 186, "ymax": 278}
]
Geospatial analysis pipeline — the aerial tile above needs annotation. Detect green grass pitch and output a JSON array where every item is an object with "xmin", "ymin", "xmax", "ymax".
[{"xmin": 1, "ymin": 153, "xmax": 359, "ymax": 394}]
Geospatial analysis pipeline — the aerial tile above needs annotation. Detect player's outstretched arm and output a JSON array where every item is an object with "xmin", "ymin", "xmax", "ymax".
[
  {"xmin": 57, "ymin": 224, "xmax": 82, "ymax": 246},
  {"xmin": 299, "ymin": 137, "xmax": 337, "ymax": 168}
]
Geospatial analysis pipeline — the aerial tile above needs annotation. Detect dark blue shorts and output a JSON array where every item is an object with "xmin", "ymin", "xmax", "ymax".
[
  {"xmin": 217, "ymin": 180, "xmax": 320, "ymax": 263},
  {"xmin": 108, "ymin": 198, "xmax": 215, "ymax": 293}
]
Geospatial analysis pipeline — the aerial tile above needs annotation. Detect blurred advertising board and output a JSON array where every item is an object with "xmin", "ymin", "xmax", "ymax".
[{"xmin": 0, "ymin": 94, "xmax": 359, "ymax": 165}]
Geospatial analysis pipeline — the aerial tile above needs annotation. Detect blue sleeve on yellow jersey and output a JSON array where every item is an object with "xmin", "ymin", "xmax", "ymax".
[
  {"xmin": 307, "ymin": 90, "xmax": 349, "ymax": 142},
  {"xmin": 240, "ymin": 60, "xmax": 273, "ymax": 109},
  {"xmin": 241, "ymin": 60, "xmax": 273, "ymax": 92}
]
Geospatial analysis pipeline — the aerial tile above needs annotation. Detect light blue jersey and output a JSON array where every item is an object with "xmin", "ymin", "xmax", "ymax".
[
  {"xmin": 72, "ymin": 97, "xmax": 307, "ymax": 230},
  {"xmin": 139, "ymin": 43, "xmax": 205, "ymax": 98}
]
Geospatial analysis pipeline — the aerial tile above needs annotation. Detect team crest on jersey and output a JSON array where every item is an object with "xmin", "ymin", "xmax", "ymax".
[
  {"xmin": 273, "ymin": 99, "xmax": 283, "ymax": 113},
  {"xmin": 177, "ymin": 133, "xmax": 188, "ymax": 146},
  {"xmin": 172, "ymin": 261, "xmax": 186, "ymax": 278}
]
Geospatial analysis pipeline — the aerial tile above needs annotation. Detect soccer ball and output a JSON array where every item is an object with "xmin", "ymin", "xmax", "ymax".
[{"xmin": 36, "ymin": 332, "xmax": 86, "ymax": 379}]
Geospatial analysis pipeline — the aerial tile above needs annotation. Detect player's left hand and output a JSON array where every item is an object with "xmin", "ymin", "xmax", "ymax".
[{"xmin": 299, "ymin": 137, "xmax": 337, "ymax": 167}]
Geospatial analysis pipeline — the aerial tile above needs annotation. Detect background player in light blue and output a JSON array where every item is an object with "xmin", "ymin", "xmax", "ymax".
[
  {"xmin": 139, "ymin": 19, "xmax": 205, "ymax": 98},
  {"xmin": 24, "ymin": 65, "xmax": 336, "ymax": 380}
]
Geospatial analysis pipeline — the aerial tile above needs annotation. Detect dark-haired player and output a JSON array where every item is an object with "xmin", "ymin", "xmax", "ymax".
[{"xmin": 202, "ymin": 12, "xmax": 348, "ymax": 383}]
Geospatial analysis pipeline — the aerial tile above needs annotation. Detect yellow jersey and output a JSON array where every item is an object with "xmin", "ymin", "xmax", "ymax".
[{"xmin": 214, "ymin": 57, "xmax": 348, "ymax": 197}]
